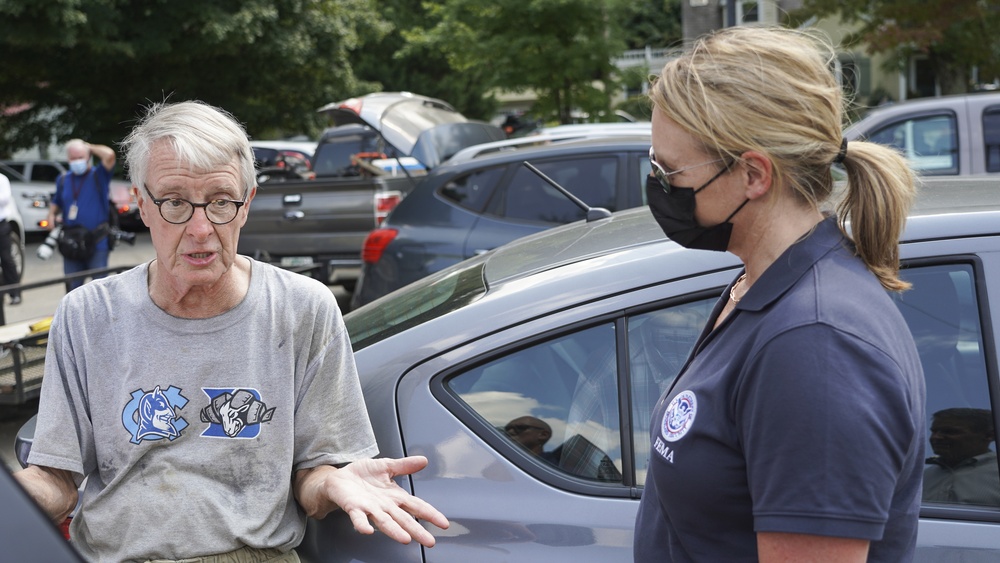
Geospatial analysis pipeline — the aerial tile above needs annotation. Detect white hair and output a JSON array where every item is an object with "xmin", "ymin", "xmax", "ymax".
[{"xmin": 121, "ymin": 100, "xmax": 256, "ymax": 196}]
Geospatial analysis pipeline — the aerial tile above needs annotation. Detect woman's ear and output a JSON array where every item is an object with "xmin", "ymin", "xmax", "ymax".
[{"xmin": 738, "ymin": 151, "xmax": 773, "ymax": 200}]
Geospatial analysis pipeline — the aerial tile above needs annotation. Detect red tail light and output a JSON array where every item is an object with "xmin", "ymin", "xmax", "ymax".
[
  {"xmin": 375, "ymin": 191, "xmax": 402, "ymax": 226},
  {"xmin": 362, "ymin": 229, "xmax": 398, "ymax": 264},
  {"xmin": 59, "ymin": 517, "xmax": 71, "ymax": 540},
  {"xmin": 339, "ymin": 98, "xmax": 363, "ymax": 115}
]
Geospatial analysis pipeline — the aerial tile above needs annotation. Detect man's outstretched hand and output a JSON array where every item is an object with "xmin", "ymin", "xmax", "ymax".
[{"xmin": 294, "ymin": 456, "xmax": 449, "ymax": 548}]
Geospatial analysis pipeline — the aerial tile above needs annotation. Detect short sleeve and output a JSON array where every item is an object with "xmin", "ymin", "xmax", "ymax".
[{"xmin": 737, "ymin": 323, "xmax": 919, "ymax": 539}]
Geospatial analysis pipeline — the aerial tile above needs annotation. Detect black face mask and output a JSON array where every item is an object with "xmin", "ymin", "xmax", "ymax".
[{"xmin": 645, "ymin": 168, "xmax": 749, "ymax": 252}]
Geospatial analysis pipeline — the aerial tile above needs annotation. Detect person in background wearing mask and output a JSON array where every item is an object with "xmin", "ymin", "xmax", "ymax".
[
  {"xmin": 637, "ymin": 26, "xmax": 924, "ymax": 562},
  {"xmin": 0, "ymin": 174, "xmax": 22, "ymax": 305},
  {"xmin": 48, "ymin": 139, "xmax": 116, "ymax": 291}
]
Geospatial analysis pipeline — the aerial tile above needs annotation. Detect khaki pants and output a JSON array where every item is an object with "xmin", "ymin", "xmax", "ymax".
[{"xmin": 145, "ymin": 546, "xmax": 299, "ymax": 563}]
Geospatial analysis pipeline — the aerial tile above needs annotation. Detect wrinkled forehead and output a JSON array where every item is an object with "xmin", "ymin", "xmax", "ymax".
[{"xmin": 145, "ymin": 141, "xmax": 243, "ymax": 193}]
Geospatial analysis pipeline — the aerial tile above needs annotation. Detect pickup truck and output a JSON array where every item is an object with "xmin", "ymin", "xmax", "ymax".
[
  {"xmin": 237, "ymin": 92, "xmax": 505, "ymax": 289},
  {"xmin": 845, "ymin": 91, "xmax": 1000, "ymax": 176}
]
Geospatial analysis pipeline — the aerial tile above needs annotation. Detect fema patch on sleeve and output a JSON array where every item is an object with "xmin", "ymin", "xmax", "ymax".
[
  {"xmin": 122, "ymin": 385, "xmax": 189, "ymax": 444},
  {"xmin": 661, "ymin": 390, "xmax": 697, "ymax": 442},
  {"xmin": 199, "ymin": 388, "xmax": 275, "ymax": 439}
]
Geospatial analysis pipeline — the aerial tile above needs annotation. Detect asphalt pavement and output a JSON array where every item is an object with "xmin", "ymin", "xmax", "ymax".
[{"xmin": 0, "ymin": 231, "xmax": 350, "ymax": 472}]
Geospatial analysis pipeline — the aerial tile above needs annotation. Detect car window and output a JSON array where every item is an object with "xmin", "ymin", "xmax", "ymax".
[
  {"xmin": 28, "ymin": 164, "xmax": 63, "ymax": 183},
  {"xmin": 253, "ymin": 148, "xmax": 280, "ymax": 168},
  {"xmin": 4, "ymin": 163, "xmax": 26, "ymax": 176},
  {"xmin": 983, "ymin": 106, "xmax": 1000, "ymax": 172},
  {"xmin": 495, "ymin": 157, "xmax": 618, "ymax": 224},
  {"xmin": 448, "ymin": 324, "xmax": 624, "ymax": 483},
  {"xmin": 893, "ymin": 264, "xmax": 998, "ymax": 508},
  {"xmin": 312, "ymin": 133, "xmax": 384, "ymax": 177},
  {"xmin": 346, "ymin": 261, "xmax": 487, "ymax": 351},
  {"xmin": 868, "ymin": 114, "xmax": 958, "ymax": 174},
  {"xmin": 628, "ymin": 300, "xmax": 714, "ymax": 485},
  {"xmin": 446, "ymin": 296, "xmax": 715, "ymax": 487},
  {"xmin": 438, "ymin": 166, "xmax": 506, "ymax": 213},
  {"xmin": 639, "ymin": 157, "xmax": 652, "ymax": 205}
]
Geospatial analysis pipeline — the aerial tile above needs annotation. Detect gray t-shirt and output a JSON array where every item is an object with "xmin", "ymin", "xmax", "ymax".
[{"xmin": 28, "ymin": 259, "xmax": 378, "ymax": 562}]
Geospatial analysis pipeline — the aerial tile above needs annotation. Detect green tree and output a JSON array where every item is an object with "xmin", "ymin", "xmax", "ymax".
[
  {"xmin": 404, "ymin": 0, "xmax": 632, "ymax": 124},
  {"xmin": 349, "ymin": 0, "xmax": 498, "ymax": 120},
  {"xmin": 0, "ymin": 0, "xmax": 389, "ymax": 154},
  {"xmin": 623, "ymin": 0, "xmax": 682, "ymax": 50},
  {"xmin": 797, "ymin": 0, "xmax": 1000, "ymax": 94}
]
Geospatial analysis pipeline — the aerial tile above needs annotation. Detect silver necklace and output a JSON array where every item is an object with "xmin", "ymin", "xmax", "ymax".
[{"xmin": 730, "ymin": 273, "xmax": 748, "ymax": 303}]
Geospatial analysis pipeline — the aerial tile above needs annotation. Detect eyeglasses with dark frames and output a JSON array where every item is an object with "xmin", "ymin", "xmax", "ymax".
[
  {"xmin": 649, "ymin": 146, "xmax": 728, "ymax": 193},
  {"xmin": 143, "ymin": 186, "xmax": 248, "ymax": 225}
]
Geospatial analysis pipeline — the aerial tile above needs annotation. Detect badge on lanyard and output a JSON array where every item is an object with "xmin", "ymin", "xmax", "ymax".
[{"xmin": 68, "ymin": 204, "xmax": 78, "ymax": 221}]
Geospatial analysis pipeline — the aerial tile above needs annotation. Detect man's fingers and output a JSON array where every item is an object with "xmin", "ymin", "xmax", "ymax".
[
  {"xmin": 347, "ymin": 508, "xmax": 376, "ymax": 536},
  {"xmin": 396, "ymin": 495, "xmax": 450, "ymax": 531},
  {"xmin": 382, "ymin": 455, "xmax": 430, "ymax": 478},
  {"xmin": 346, "ymin": 503, "xmax": 444, "ymax": 548}
]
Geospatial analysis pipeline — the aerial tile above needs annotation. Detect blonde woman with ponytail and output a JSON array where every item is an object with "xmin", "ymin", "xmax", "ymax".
[{"xmin": 638, "ymin": 26, "xmax": 924, "ymax": 562}]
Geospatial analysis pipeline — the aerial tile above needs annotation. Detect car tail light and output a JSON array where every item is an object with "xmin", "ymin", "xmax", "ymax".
[
  {"xmin": 338, "ymin": 98, "xmax": 363, "ymax": 115},
  {"xmin": 375, "ymin": 191, "xmax": 402, "ymax": 226},
  {"xmin": 362, "ymin": 229, "xmax": 398, "ymax": 264},
  {"xmin": 59, "ymin": 517, "xmax": 72, "ymax": 540}
]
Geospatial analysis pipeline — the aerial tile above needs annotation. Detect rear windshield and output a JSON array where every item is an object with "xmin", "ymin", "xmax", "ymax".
[{"xmin": 346, "ymin": 262, "xmax": 487, "ymax": 351}]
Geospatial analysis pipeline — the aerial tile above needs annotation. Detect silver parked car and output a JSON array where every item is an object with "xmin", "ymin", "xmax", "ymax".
[
  {"xmin": 844, "ymin": 91, "xmax": 1000, "ymax": 176},
  {"xmin": 15, "ymin": 177, "xmax": 1000, "ymax": 561}
]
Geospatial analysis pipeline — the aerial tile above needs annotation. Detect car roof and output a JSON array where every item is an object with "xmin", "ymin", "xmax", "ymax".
[
  {"xmin": 845, "ymin": 91, "xmax": 1000, "ymax": 138},
  {"xmin": 483, "ymin": 176, "xmax": 1000, "ymax": 285},
  {"xmin": 348, "ymin": 176, "xmax": 1000, "ymax": 353},
  {"xmin": 249, "ymin": 140, "xmax": 317, "ymax": 155},
  {"xmin": 536, "ymin": 122, "xmax": 652, "ymax": 136},
  {"xmin": 427, "ymin": 135, "xmax": 653, "ymax": 177},
  {"xmin": 447, "ymin": 129, "xmax": 652, "ymax": 165}
]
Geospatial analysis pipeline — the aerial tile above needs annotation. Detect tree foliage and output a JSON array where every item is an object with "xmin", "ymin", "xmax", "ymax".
[
  {"xmin": 348, "ymin": 0, "xmax": 498, "ymax": 121},
  {"xmin": 403, "ymin": 0, "xmax": 632, "ymax": 124},
  {"xmin": 623, "ymin": 0, "xmax": 682, "ymax": 50},
  {"xmin": 798, "ymin": 0, "xmax": 1000, "ymax": 92},
  {"xmin": 0, "ymin": 0, "xmax": 389, "ymax": 154}
]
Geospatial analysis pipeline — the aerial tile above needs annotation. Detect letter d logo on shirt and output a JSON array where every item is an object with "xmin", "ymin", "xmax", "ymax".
[{"xmin": 661, "ymin": 390, "xmax": 697, "ymax": 442}]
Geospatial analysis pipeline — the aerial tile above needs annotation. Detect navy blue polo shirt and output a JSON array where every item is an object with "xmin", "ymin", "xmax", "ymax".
[
  {"xmin": 54, "ymin": 166, "xmax": 113, "ymax": 251},
  {"xmin": 634, "ymin": 216, "xmax": 925, "ymax": 562}
]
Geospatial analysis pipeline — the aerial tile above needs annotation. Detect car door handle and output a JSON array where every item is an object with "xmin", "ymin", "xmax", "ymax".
[
  {"xmin": 285, "ymin": 211, "xmax": 305, "ymax": 220},
  {"xmin": 283, "ymin": 194, "xmax": 302, "ymax": 205}
]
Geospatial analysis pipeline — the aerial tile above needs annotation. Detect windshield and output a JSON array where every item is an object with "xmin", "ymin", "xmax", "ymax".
[{"xmin": 346, "ymin": 261, "xmax": 488, "ymax": 351}]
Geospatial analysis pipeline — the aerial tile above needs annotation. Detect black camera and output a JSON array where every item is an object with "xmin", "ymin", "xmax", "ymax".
[{"xmin": 109, "ymin": 226, "xmax": 137, "ymax": 246}]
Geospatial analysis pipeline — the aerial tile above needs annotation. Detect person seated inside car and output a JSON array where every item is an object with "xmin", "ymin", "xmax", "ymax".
[{"xmin": 924, "ymin": 408, "xmax": 1000, "ymax": 507}]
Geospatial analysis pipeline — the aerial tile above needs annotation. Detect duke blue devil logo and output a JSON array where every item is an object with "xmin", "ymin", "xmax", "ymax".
[{"xmin": 122, "ymin": 386, "xmax": 189, "ymax": 444}]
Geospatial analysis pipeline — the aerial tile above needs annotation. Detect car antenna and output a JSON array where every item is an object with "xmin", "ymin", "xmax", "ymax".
[{"xmin": 522, "ymin": 161, "xmax": 612, "ymax": 222}]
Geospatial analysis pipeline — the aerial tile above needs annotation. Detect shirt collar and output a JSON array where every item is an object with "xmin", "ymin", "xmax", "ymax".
[{"xmin": 734, "ymin": 215, "xmax": 848, "ymax": 312}]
